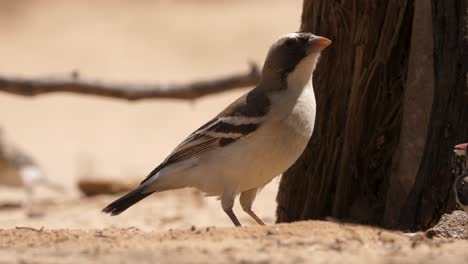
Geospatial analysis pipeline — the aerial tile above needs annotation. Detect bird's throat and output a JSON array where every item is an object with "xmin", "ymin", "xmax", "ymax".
[{"xmin": 286, "ymin": 54, "xmax": 318, "ymax": 90}]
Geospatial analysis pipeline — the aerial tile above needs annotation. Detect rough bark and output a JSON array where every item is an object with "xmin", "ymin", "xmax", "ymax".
[
  {"xmin": 399, "ymin": 0, "xmax": 468, "ymax": 230},
  {"xmin": 277, "ymin": 0, "xmax": 414, "ymax": 225},
  {"xmin": 277, "ymin": 0, "xmax": 467, "ymax": 230},
  {"xmin": 384, "ymin": 0, "xmax": 434, "ymax": 228}
]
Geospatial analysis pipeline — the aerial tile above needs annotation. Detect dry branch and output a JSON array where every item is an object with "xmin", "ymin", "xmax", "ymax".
[
  {"xmin": 77, "ymin": 178, "xmax": 138, "ymax": 196},
  {"xmin": 0, "ymin": 63, "xmax": 260, "ymax": 101}
]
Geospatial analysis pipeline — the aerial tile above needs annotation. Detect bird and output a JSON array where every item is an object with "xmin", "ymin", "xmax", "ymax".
[
  {"xmin": 0, "ymin": 129, "xmax": 62, "ymax": 216},
  {"xmin": 453, "ymin": 143, "xmax": 468, "ymax": 212},
  {"xmin": 102, "ymin": 32, "xmax": 332, "ymax": 226}
]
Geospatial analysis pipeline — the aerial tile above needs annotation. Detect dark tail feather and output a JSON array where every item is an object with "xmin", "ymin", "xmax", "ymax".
[{"xmin": 102, "ymin": 187, "xmax": 153, "ymax": 216}]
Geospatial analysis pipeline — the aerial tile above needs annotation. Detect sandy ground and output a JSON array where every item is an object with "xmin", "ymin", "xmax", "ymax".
[
  {"xmin": 0, "ymin": 1, "xmax": 467, "ymax": 263},
  {"xmin": 2, "ymin": 221, "xmax": 468, "ymax": 264}
]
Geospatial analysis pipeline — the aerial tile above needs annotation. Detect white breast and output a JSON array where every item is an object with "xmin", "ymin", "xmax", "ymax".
[
  {"xmin": 229, "ymin": 81, "xmax": 316, "ymax": 192},
  {"xmin": 267, "ymin": 81, "xmax": 316, "ymax": 174}
]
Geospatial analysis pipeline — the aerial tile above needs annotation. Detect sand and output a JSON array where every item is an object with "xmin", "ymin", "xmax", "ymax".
[{"xmin": 2, "ymin": 221, "xmax": 468, "ymax": 264}]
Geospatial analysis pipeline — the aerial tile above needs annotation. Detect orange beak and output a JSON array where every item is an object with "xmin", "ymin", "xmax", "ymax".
[{"xmin": 308, "ymin": 36, "xmax": 332, "ymax": 51}]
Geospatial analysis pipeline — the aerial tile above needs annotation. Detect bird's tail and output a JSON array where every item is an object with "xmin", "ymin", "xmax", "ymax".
[{"xmin": 102, "ymin": 187, "xmax": 153, "ymax": 216}]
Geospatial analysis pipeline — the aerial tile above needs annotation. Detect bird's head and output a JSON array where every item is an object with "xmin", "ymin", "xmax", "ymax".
[
  {"xmin": 454, "ymin": 143, "xmax": 468, "ymax": 157},
  {"xmin": 261, "ymin": 32, "xmax": 331, "ymax": 87}
]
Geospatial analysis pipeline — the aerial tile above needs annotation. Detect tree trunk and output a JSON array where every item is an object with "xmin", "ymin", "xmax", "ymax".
[
  {"xmin": 277, "ymin": 0, "xmax": 467, "ymax": 230},
  {"xmin": 398, "ymin": 0, "xmax": 468, "ymax": 230},
  {"xmin": 383, "ymin": 0, "xmax": 434, "ymax": 228}
]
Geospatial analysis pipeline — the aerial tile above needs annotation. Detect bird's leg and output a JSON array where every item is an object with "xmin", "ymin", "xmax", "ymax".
[
  {"xmin": 41, "ymin": 178, "xmax": 64, "ymax": 193},
  {"xmin": 225, "ymin": 209, "xmax": 242, "ymax": 227},
  {"xmin": 244, "ymin": 209, "xmax": 265, "ymax": 226},
  {"xmin": 24, "ymin": 183, "xmax": 44, "ymax": 218},
  {"xmin": 24, "ymin": 183, "xmax": 35, "ymax": 217},
  {"xmin": 221, "ymin": 193, "xmax": 241, "ymax": 227},
  {"xmin": 240, "ymin": 188, "xmax": 265, "ymax": 226}
]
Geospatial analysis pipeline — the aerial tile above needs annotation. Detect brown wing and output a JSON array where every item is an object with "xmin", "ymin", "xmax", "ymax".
[{"xmin": 140, "ymin": 89, "xmax": 271, "ymax": 185}]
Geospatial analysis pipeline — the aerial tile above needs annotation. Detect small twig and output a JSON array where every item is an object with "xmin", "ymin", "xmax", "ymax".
[
  {"xmin": 0, "ymin": 202, "xmax": 22, "ymax": 210},
  {"xmin": 0, "ymin": 62, "xmax": 261, "ymax": 101},
  {"xmin": 94, "ymin": 231, "xmax": 113, "ymax": 239},
  {"xmin": 15, "ymin": 226, "xmax": 44, "ymax": 232}
]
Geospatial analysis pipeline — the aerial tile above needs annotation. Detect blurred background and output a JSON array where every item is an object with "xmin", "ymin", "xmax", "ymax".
[{"xmin": 0, "ymin": 0, "xmax": 301, "ymax": 230}]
